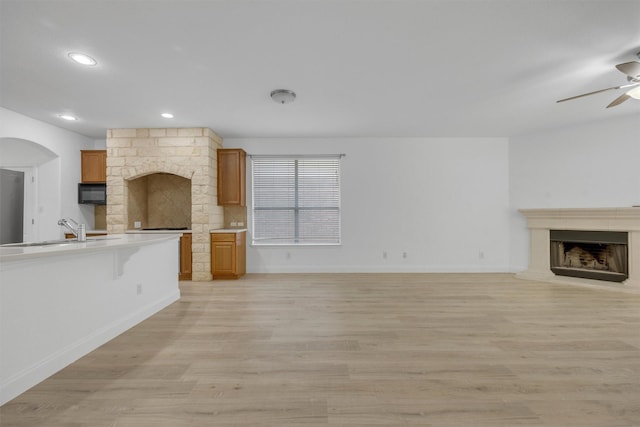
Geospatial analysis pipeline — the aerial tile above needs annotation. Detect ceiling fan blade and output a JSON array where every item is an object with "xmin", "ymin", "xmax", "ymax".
[
  {"xmin": 606, "ymin": 93, "xmax": 630, "ymax": 108},
  {"xmin": 557, "ymin": 82, "xmax": 639, "ymax": 104},
  {"xmin": 616, "ymin": 61, "xmax": 640, "ymax": 80},
  {"xmin": 557, "ymin": 86, "xmax": 620, "ymax": 103}
]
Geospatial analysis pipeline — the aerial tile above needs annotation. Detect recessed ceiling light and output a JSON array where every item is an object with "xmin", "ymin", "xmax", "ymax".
[
  {"xmin": 161, "ymin": 113, "xmax": 174, "ymax": 118},
  {"xmin": 68, "ymin": 52, "xmax": 97, "ymax": 66},
  {"xmin": 58, "ymin": 114, "xmax": 78, "ymax": 121}
]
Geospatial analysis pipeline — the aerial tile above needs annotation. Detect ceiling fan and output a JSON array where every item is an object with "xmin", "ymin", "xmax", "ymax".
[{"xmin": 557, "ymin": 54, "xmax": 640, "ymax": 108}]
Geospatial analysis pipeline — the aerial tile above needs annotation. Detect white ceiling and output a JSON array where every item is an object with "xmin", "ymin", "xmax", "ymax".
[{"xmin": 1, "ymin": 0, "xmax": 639, "ymax": 140}]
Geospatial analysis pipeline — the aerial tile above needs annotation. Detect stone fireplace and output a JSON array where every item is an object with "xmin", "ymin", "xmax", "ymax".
[
  {"xmin": 518, "ymin": 208, "xmax": 640, "ymax": 290},
  {"xmin": 106, "ymin": 128, "xmax": 223, "ymax": 280}
]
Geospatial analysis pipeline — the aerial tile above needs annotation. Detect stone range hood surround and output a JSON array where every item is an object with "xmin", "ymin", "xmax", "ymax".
[
  {"xmin": 518, "ymin": 207, "xmax": 640, "ymax": 291},
  {"xmin": 106, "ymin": 128, "xmax": 223, "ymax": 281},
  {"xmin": 128, "ymin": 173, "xmax": 192, "ymax": 229}
]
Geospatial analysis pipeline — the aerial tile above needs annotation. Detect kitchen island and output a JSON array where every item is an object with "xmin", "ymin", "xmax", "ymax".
[
  {"xmin": 0, "ymin": 233, "xmax": 180, "ymax": 405},
  {"xmin": 125, "ymin": 229, "xmax": 193, "ymax": 280}
]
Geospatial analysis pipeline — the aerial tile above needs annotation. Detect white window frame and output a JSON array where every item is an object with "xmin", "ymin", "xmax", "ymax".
[{"xmin": 250, "ymin": 154, "xmax": 342, "ymax": 246}]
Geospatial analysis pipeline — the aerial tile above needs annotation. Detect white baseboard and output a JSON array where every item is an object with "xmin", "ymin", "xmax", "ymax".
[{"xmin": 0, "ymin": 290, "xmax": 179, "ymax": 406}]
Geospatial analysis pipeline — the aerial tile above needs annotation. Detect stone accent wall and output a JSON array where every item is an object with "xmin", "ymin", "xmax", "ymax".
[{"xmin": 106, "ymin": 128, "xmax": 223, "ymax": 281}]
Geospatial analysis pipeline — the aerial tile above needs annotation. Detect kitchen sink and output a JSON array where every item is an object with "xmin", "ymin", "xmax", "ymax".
[
  {"xmin": 0, "ymin": 237, "xmax": 116, "ymax": 248},
  {"xmin": 1, "ymin": 240, "xmax": 79, "ymax": 247}
]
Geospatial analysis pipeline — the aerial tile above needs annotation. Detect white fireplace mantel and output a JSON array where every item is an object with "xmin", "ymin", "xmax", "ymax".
[{"xmin": 518, "ymin": 207, "xmax": 640, "ymax": 291}]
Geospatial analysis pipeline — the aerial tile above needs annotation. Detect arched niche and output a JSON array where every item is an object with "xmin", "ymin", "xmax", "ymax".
[{"xmin": 126, "ymin": 173, "xmax": 192, "ymax": 230}]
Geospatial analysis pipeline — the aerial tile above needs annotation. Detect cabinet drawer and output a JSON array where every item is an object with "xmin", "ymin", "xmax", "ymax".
[{"xmin": 211, "ymin": 233, "xmax": 236, "ymax": 242}]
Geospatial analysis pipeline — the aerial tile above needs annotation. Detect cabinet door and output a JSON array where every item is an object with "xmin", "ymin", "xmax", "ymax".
[
  {"xmin": 179, "ymin": 233, "xmax": 192, "ymax": 280},
  {"xmin": 212, "ymin": 241, "xmax": 236, "ymax": 276},
  {"xmin": 236, "ymin": 231, "xmax": 246, "ymax": 276},
  {"xmin": 64, "ymin": 232, "xmax": 107, "ymax": 239},
  {"xmin": 211, "ymin": 232, "xmax": 246, "ymax": 279},
  {"xmin": 81, "ymin": 150, "xmax": 107, "ymax": 183},
  {"xmin": 217, "ymin": 149, "xmax": 246, "ymax": 206}
]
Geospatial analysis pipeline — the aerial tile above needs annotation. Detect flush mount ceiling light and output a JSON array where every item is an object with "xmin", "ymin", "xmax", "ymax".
[
  {"xmin": 270, "ymin": 89, "xmax": 296, "ymax": 104},
  {"xmin": 161, "ymin": 113, "xmax": 174, "ymax": 118},
  {"xmin": 58, "ymin": 114, "xmax": 78, "ymax": 121},
  {"xmin": 68, "ymin": 52, "xmax": 97, "ymax": 66}
]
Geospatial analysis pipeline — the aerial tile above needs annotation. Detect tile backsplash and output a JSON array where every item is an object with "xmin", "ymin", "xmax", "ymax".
[
  {"xmin": 127, "ymin": 173, "xmax": 191, "ymax": 229},
  {"xmin": 94, "ymin": 205, "xmax": 107, "ymax": 230},
  {"xmin": 223, "ymin": 205, "xmax": 247, "ymax": 229}
]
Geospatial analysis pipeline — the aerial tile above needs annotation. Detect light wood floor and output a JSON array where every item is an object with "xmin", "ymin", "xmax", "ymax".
[{"xmin": 2, "ymin": 273, "xmax": 640, "ymax": 426}]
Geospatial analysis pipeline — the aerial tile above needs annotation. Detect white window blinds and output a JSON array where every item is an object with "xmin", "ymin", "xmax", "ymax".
[{"xmin": 251, "ymin": 155, "xmax": 341, "ymax": 245}]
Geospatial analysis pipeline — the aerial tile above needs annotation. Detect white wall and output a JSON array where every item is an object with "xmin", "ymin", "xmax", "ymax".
[
  {"xmin": 0, "ymin": 108, "xmax": 95, "ymax": 239},
  {"xmin": 508, "ymin": 114, "xmax": 640, "ymax": 271},
  {"xmin": 227, "ymin": 137, "xmax": 511, "ymax": 273},
  {"xmin": 6, "ymin": 106, "xmax": 635, "ymax": 273},
  {"xmin": 93, "ymin": 139, "xmax": 107, "ymax": 149}
]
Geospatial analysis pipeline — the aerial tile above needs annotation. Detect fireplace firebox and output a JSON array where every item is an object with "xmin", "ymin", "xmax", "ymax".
[
  {"xmin": 550, "ymin": 230, "xmax": 628, "ymax": 283},
  {"xmin": 519, "ymin": 208, "xmax": 640, "ymax": 290}
]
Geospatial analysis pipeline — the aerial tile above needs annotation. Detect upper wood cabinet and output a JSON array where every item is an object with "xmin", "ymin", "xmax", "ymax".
[
  {"xmin": 81, "ymin": 150, "xmax": 107, "ymax": 183},
  {"xmin": 217, "ymin": 148, "xmax": 246, "ymax": 206}
]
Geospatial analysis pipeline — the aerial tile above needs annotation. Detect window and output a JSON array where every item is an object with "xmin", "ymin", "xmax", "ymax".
[{"xmin": 251, "ymin": 155, "xmax": 341, "ymax": 245}]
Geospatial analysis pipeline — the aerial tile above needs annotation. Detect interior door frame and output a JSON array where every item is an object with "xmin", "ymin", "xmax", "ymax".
[{"xmin": 2, "ymin": 166, "xmax": 37, "ymax": 242}]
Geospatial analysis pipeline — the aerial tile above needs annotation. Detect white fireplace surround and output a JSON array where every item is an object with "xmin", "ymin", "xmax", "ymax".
[{"xmin": 518, "ymin": 207, "xmax": 640, "ymax": 291}]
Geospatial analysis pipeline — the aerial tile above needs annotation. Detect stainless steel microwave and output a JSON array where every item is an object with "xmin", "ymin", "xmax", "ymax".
[{"xmin": 78, "ymin": 183, "xmax": 106, "ymax": 205}]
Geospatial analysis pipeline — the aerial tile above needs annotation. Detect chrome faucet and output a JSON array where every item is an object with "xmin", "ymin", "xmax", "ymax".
[{"xmin": 58, "ymin": 218, "xmax": 87, "ymax": 241}]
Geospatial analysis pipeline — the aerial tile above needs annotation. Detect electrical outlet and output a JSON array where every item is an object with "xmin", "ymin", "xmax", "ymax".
[
  {"xmin": 231, "ymin": 221, "xmax": 238, "ymax": 227},
  {"xmin": 383, "ymin": 251, "xmax": 387, "ymax": 259},
  {"xmin": 136, "ymin": 283, "xmax": 142, "ymax": 295},
  {"xmin": 237, "ymin": 222, "xmax": 244, "ymax": 227},
  {"xmin": 134, "ymin": 221, "xmax": 141, "ymax": 229}
]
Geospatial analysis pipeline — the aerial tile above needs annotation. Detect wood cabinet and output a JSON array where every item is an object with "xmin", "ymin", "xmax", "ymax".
[
  {"xmin": 211, "ymin": 231, "xmax": 246, "ymax": 279},
  {"xmin": 179, "ymin": 233, "xmax": 192, "ymax": 281},
  {"xmin": 81, "ymin": 150, "xmax": 107, "ymax": 183},
  {"xmin": 217, "ymin": 148, "xmax": 246, "ymax": 206},
  {"xmin": 64, "ymin": 232, "xmax": 107, "ymax": 239}
]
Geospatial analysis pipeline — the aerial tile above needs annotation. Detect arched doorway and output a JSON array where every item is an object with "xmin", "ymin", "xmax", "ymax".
[{"xmin": 0, "ymin": 137, "xmax": 58, "ymax": 242}]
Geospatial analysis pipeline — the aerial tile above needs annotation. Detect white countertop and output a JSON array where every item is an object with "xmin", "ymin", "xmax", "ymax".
[
  {"xmin": 0, "ymin": 233, "xmax": 180, "ymax": 261},
  {"xmin": 126, "ymin": 229, "xmax": 191, "ymax": 234},
  {"xmin": 210, "ymin": 228, "xmax": 247, "ymax": 233}
]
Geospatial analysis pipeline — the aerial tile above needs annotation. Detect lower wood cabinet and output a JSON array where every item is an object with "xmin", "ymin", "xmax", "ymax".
[
  {"xmin": 179, "ymin": 233, "xmax": 192, "ymax": 281},
  {"xmin": 211, "ymin": 231, "xmax": 246, "ymax": 279},
  {"xmin": 64, "ymin": 232, "xmax": 107, "ymax": 239}
]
